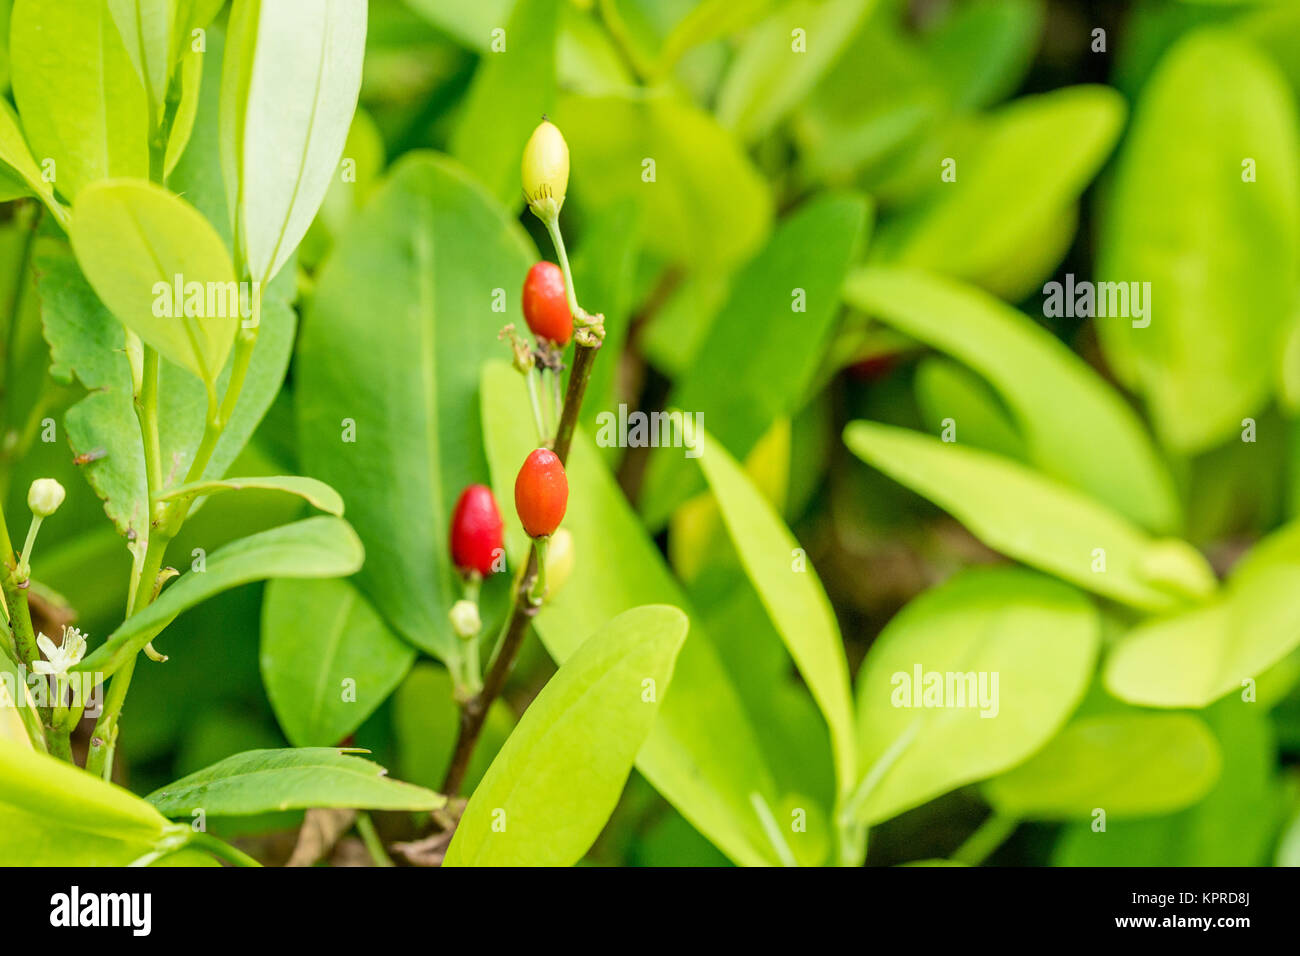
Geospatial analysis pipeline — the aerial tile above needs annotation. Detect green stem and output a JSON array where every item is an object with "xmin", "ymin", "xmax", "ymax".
[
  {"xmin": 188, "ymin": 830, "xmax": 262, "ymax": 868},
  {"xmin": 524, "ymin": 365, "xmax": 548, "ymax": 443},
  {"xmin": 952, "ymin": 813, "xmax": 1019, "ymax": 867},
  {"xmin": 356, "ymin": 812, "xmax": 393, "ymax": 867},
  {"xmin": 1, "ymin": 569, "xmax": 38, "ymax": 670},
  {"xmin": 85, "ymin": 532, "xmax": 168, "ymax": 779},
  {"xmin": 543, "ymin": 216, "xmax": 582, "ymax": 320},
  {"xmin": 46, "ymin": 728, "xmax": 72, "ymax": 762}
]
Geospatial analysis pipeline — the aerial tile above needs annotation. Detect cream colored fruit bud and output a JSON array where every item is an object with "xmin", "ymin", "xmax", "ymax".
[
  {"xmin": 27, "ymin": 478, "xmax": 65, "ymax": 518},
  {"xmin": 545, "ymin": 527, "xmax": 575, "ymax": 597},
  {"xmin": 450, "ymin": 599, "xmax": 482, "ymax": 639},
  {"xmin": 522, "ymin": 119, "xmax": 569, "ymax": 219}
]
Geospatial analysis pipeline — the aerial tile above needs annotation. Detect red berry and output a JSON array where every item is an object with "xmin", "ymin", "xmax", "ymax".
[
  {"xmin": 522, "ymin": 261, "xmax": 572, "ymax": 345},
  {"xmin": 515, "ymin": 448, "xmax": 568, "ymax": 538},
  {"xmin": 450, "ymin": 484, "xmax": 504, "ymax": 577}
]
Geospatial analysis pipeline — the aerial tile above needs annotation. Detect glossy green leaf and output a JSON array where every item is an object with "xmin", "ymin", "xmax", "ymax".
[
  {"xmin": 221, "ymin": 0, "xmax": 366, "ymax": 283},
  {"xmin": 164, "ymin": 46, "xmax": 204, "ymax": 175},
  {"xmin": 75, "ymin": 517, "xmax": 365, "ymax": 679},
  {"xmin": 1106, "ymin": 521, "xmax": 1300, "ymax": 707},
  {"xmin": 0, "ymin": 641, "xmax": 43, "ymax": 751},
  {"xmin": 450, "ymin": 0, "xmax": 558, "ymax": 208},
  {"xmin": 845, "ymin": 267, "xmax": 1180, "ymax": 533},
  {"xmin": 158, "ymin": 475, "xmax": 344, "ymax": 515},
  {"xmin": 655, "ymin": 0, "xmax": 775, "ymax": 74},
  {"xmin": 921, "ymin": 0, "xmax": 1043, "ymax": 111},
  {"xmin": 1096, "ymin": 31, "xmax": 1299, "ymax": 453},
  {"xmin": 393, "ymin": 663, "xmax": 513, "ymax": 795},
  {"xmin": 552, "ymin": 91, "xmax": 771, "ymax": 270},
  {"xmin": 984, "ymin": 713, "xmax": 1220, "ymax": 819},
  {"xmin": 843, "ymin": 420, "xmax": 1216, "ymax": 611},
  {"xmin": 850, "ymin": 567, "xmax": 1099, "ymax": 825},
  {"xmin": 717, "ymin": 0, "xmax": 878, "ymax": 143},
  {"xmin": 573, "ymin": 199, "xmax": 642, "ymax": 440},
  {"xmin": 146, "ymin": 747, "xmax": 444, "ymax": 816},
  {"xmin": 481, "ymin": 361, "xmax": 782, "ymax": 867},
  {"xmin": 0, "ymin": 737, "xmax": 184, "ymax": 865},
  {"xmin": 108, "ymin": 0, "xmax": 175, "ymax": 122},
  {"xmin": 445, "ymin": 605, "xmax": 688, "ymax": 866},
  {"xmin": 641, "ymin": 193, "xmax": 869, "ymax": 527},
  {"xmin": 297, "ymin": 153, "xmax": 534, "ymax": 662},
  {"xmin": 869, "ymin": 86, "xmax": 1122, "ymax": 289},
  {"xmin": 913, "ymin": 357, "xmax": 1025, "ymax": 462},
  {"xmin": 0, "ymin": 100, "xmax": 68, "ymax": 226},
  {"xmin": 41, "ymin": 239, "xmax": 297, "ymax": 540},
  {"xmin": 1054, "ymin": 701, "xmax": 1280, "ymax": 866},
  {"xmin": 10, "ymin": 0, "xmax": 148, "ymax": 200},
  {"xmin": 697, "ymin": 432, "xmax": 856, "ymax": 797},
  {"xmin": 70, "ymin": 179, "xmax": 239, "ymax": 385},
  {"xmin": 261, "ymin": 577, "xmax": 415, "ymax": 748}
]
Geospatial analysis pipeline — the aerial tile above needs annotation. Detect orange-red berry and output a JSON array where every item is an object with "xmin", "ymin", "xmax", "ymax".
[
  {"xmin": 522, "ymin": 261, "xmax": 573, "ymax": 345},
  {"xmin": 515, "ymin": 448, "xmax": 568, "ymax": 538}
]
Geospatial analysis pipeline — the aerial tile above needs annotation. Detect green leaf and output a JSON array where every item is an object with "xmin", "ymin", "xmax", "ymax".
[
  {"xmin": 696, "ymin": 432, "xmax": 856, "ymax": 797},
  {"xmin": 552, "ymin": 91, "xmax": 771, "ymax": 271},
  {"xmin": 640, "ymin": 193, "xmax": 870, "ymax": 527},
  {"xmin": 261, "ymin": 577, "xmax": 415, "ymax": 748},
  {"xmin": 0, "ymin": 737, "xmax": 179, "ymax": 864},
  {"xmin": 393, "ymin": 663, "xmax": 513, "ymax": 794},
  {"xmin": 69, "ymin": 179, "xmax": 239, "ymax": 385},
  {"xmin": 717, "ymin": 0, "xmax": 878, "ymax": 143},
  {"xmin": 164, "ymin": 46, "xmax": 204, "ymax": 176},
  {"xmin": 75, "ymin": 516, "xmax": 365, "ymax": 679},
  {"xmin": 10, "ymin": 0, "xmax": 149, "ymax": 200},
  {"xmin": 843, "ymin": 420, "xmax": 1216, "ymax": 611},
  {"xmin": 920, "ymin": 0, "xmax": 1044, "ymax": 111},
  {"xmin": 1053, "ymin": 700, "xmax": 1282, "ymax": 866},
  {"xmin": 297, "ymin": 153, "xmax": 534, "ymax": 662},
  {"xmin": 913, "ymin": 357, "xmax": 1025, "ymax": 462},
  {"xmin": 445, "ymin": 605, "xmax": 688, "ymax": 867},
  {"xmin": 984, "ymin": 713, "xmax": 1220, "ymax": 819},
  {"xmin": 573, "ymin": 199, "xmax": 642, "ymax": 440},
  {"xmin": 221, "ymin": 0, "xmax": 366, "ymax": 283},
  {"xmin": 481, "ymin": 361, "xmax": 782, "ymax": 867},
  {"xmin": 655, "ymin": 0, "xmax": 776, "ymax": 74},
  {"xmin": 450, "ymin": 0, "xmax": 558, "ymax": 209},
  {"xmin": 0, "ymin": 100, "xmax": 69, "ymax": 226},
  {"xmin": 1106, "ymin": 520, "xmax": 1300, "ymax": 707},
  {"xmin": 850, "ymin": 567, "xmax": 1099, "ymax": 825},
  {"xmin": 146, "ymin": 747, "xmax": 445, "ymax": 816},
  {"xmin": 1096, "ymin": 31, "xmax": 1299, "ymax": 453},
  {"xmin": 40, "ymin": 239, "xmax": 297, "ymax": 539},
  {"xmin": 0, "ymin": 640, "xmax": 44, "ymax": 751},
  {"xmin": 844, "ymin": 267, "xmax": 1180, "ymax": 533},
  {"xmin": 869, "ymin": 86, "xmax": 1124, "ymax": 286},
  {"xmin": 108, "ymin": 0, "xmax": 175, "ymax": 122},
  {"xmin": 158, "ymin": 475, "xmax": 344, "ymax": 515}
]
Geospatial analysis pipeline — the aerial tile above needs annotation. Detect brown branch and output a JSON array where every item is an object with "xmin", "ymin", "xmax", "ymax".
[{"xmin": 440, "ymin": 341, "xmax": 601, "ymax": 798}]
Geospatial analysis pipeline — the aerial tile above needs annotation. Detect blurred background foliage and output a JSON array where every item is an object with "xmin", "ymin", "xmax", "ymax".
[{"xmin": 6, "ymin": 0, "xmax": 1300, "ymax": 865}]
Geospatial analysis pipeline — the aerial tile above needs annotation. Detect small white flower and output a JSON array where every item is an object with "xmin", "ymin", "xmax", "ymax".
[{"xmin": 32, "ymin": 626, "xmax": 87, "ymax": 677}]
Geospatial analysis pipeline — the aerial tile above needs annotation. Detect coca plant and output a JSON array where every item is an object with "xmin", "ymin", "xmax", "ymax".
[
  {"xmin": 0, "ymin": 0, "xmax": 1298, "ymax": 871},
  {"xmin": 0, "ymin": 0, "xmax": 442, "ymax": 866}
]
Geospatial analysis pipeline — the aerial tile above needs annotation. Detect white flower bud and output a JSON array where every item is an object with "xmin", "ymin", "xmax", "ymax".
[
  {"xmin": 27, "ymin": 478, "xmax": 65, "ymax": 518},
  {"xmin": 449, "ymin": 599, "xmax": 482, "ymax": 639}
]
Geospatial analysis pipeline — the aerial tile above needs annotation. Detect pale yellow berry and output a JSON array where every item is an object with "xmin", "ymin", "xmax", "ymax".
[
  {"xmin": 521, "ymin": 119, "xmax": 569, "ymax": 220},
  {"xmin": 545, "ymin": 527, "xmax": 575, "ymax": 598}
]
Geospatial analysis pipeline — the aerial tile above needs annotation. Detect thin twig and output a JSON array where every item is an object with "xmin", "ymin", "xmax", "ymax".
[{"xmin": 440, "ymin": 338, "xmax": 601, "ymax": 798}]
